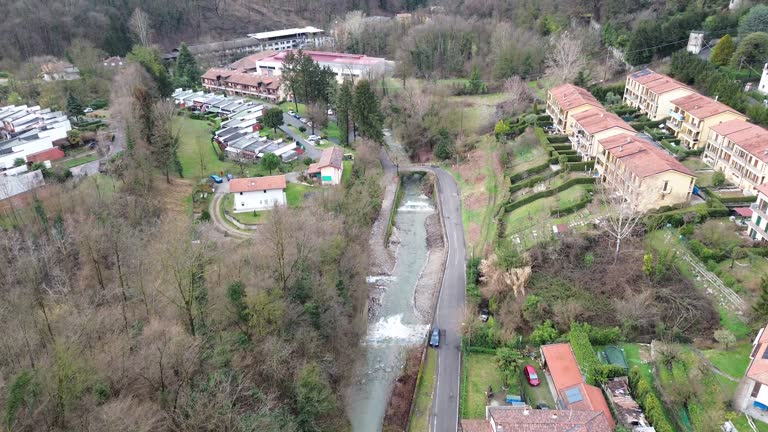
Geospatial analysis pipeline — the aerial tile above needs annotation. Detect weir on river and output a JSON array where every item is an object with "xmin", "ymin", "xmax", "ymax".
[{"xmin": 347, "ymin": 174, "xmax": 435, "ymax": 432}]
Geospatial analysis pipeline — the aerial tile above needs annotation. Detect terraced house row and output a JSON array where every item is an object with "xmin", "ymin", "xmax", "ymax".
[
  {"xmin": 625, "ymin": 69, "xmax": 768, "ymax": 194},
  {"xmin": 546, "ymin": 83, "xmax": 696, "ymax": 211}
]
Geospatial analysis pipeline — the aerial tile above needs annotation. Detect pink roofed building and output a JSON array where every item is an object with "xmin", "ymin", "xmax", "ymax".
[
  {"xmin": 703, "ymin": 119, "xmax": 768, "ymax": 194},
  {"xmin": 247, "ymin": 50, "xmax": 392, "ymax": 82}
]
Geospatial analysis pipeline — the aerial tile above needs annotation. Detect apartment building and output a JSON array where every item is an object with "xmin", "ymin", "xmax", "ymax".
[
  {"xmin": 569, "ymin": 107, "xmax": 636, "ymax": 159},
  {"xmin": 595, "ymin": 134, "xmax": 696, "ymax": 211},
  {"xmin": 623, "ymin": 69, "xmax": 694, "ymax": 121},
  {"xmin": 546, "ymin": 84, "xmax": 602, "ymax": 134},
  {"xmin": 704, "ymin": 119, "xmax": 768, "ymax": 193},
  {"xmin": 0, "ymin": 106, "xmax": 71, "ymax": 170},
  {"xmin": 666, "ymin": 93, "xmax": 747, "ymax": 150},
  {"xmin": 748, "ymin": 184, "xmax": 768, "ymax": 241},
  {"xmin": 201, "ymin": 68, "xmax": 285, "ymax": 102},
  {"xmin": 248, "ymin": 50, "xmax": 392, "ymax": 83}
]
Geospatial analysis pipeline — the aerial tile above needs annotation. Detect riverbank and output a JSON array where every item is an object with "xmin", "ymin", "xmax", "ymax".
[{"xmin": 413, "ymin": 212, "xmax": 446, "ymax": 322}]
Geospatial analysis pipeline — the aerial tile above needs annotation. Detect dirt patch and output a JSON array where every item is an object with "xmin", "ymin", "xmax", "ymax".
[
  {"xmin": 455, "ymin": 149, "xmax": 487, "ymax": 185},
  {"xmin": 468, "ymin": 223, "xmax": 481, "ymax": 245},
  {"xmin": 466, "ymin": 192, "xmax": 487, "ymax": 211},
  {"xmin": 382, "ymin": 346, "xmax": 424, "ymax": 432},
  {"xmin": 413, "ymin": 212, "xmax": 446, "ymax": 321}
]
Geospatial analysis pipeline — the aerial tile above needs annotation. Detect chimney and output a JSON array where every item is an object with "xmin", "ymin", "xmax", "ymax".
[
  {"xmin": 715, "ymin": 95, "xmax": 719, "ymax": 102},
  {"xmin": 551, "ymin": 412, "xmax": 558, "ymax": 420},
  {"xmin": 523, "ymin": 408, "xmax": 530, "ymax": 416}
]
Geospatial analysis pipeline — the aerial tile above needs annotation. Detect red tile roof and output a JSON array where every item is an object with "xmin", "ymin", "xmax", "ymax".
[
  {"xmin": 487, "ymin": 406, "xmax": 612, "ymax": 432},
  {"xmin": 757, "ymin": 183, "xmax": 768, "ymax": 197},
  {"xmin": 671, "ymin": 93, "xmax": 745, "ymax": 120},
  {"xmin": 571, "ymin": 108, "xmax": 635, "ymax": 135},
  {"xmin": 735, "ymin": 207, "xmax": 753, "ymax": 218},
  {"xmin": 26, "ymin": 147, "xmax": 65, "ymax": 164},
  {"xmin": 201, "ymin": 68, "xmax": 234, "ymax": 80},
  {"xmin": 598, "ymin": 133, "xmax": 696, "ymax": 178},
  {"xmin": 748, "ymin": 326, "xmax": 768, "ymax": 385},
  {"xmin": 229, "ymin": 50, "xmax": 278, "ymax": 71},
  {"xmin": 541, "ymin": 343, "xmax": 615, "ymax": 430},
  {"xmin": 224, "ymin": 72, "xmax": 280, "ymax": 88},
  {"xmin": 229, "ymin": 175, "xmax": 286, "ymax": 193},
  {"xmin": 260, "ymin": 50, "xmax": 388, "ymax": 67},
  {"xmin": 549, "ymin": 84, "xmax": 602, "ymax": 111},
  {"xmin": 628, "ymin": 69, "xmax": 691, "ymax": 95},
  {"xmin": 459, "ymin": 419, "xmax": 493, "ymax": 432},
  {"xmin": 710, "ymin": 119, "xmax": 768, "ymax": 163}
]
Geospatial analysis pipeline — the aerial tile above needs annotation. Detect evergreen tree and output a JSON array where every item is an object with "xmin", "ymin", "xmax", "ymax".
[
  {"xmin": 261, "ymin": 108, "xmax": 284, "ymax": 133},
  {"xmin": 754, "ymin": 276, "xmax": 768, "ymax": 319},
  {"xmin": 66, "ymin": 93, "xmax": 84, "ymax": 121},
  {"xmin": 336, "ymin": 80, "xmax": 354, "ymax": 146},
  {"xmin": 730, "ymin": 32, "xmax": 768, "ymax": 68},
  {"xmin": 260, "ymin": 153, "xmax": 280, "ymax": 175},
  {"xmin": 175, "ymin": 43, "xmax": 201, "ymax": 88},
  {"xmin": 353, "ymin": 80, "xmax": 384, "ymax": 143},
  {"xmin": 710, "ymin": 34, "xmax": 736, "ymax": 66},
  {"xmin": 281, "ymin": 50, "xmax": 334, "ymax": 113},
  {"xmin": 465, "ymin": 66, "xmax": 488, "ymax": 95},
  {"xmin": 128, "ymin": 45, "xmax": 172, "ymax": 97}
]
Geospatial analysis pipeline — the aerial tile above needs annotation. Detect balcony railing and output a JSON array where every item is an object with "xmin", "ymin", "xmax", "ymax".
[
  {"xmin": 748, "ymin": 219, "xmax": 768, "ymax": 240},
  {"xmin": 751, "ymin": 202, "xmax": 768, "ymax": 218},
  {"xmin": 683, "ymin": 120, "xmax": 700, "ymax": 132},
  {"xmin": 668, "ymin": 110, "xmax": 684, "ymax": 121},
  {"xmin": 666, "ymin": 120, "xmax": 681, "ymax": 131}
]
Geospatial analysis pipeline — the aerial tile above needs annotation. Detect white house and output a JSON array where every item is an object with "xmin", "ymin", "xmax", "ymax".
[
  {"xmin": 308, "ymin": 146, "xmax": 344, "ymax": 185},
  {"xmin": 758, "ymin": 63, "xmax": 768, "ymax": 95},
  {"xmin": 737, "ymin": 323, "xmax": 768, "ymax": 420},
  {"xmin": 229, "ymin": 175, "xmax": 287, "ymax": 212},
  {"xmin": 749, "ymin": 183, "xmax": 768, "ymax": 241}
]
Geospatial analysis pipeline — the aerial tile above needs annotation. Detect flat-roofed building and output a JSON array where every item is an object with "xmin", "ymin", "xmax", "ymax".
[
  {"xmin": 623, "ymin": 69, "xmax": 695, "ymax": 121},
  {"xmin": 569, "ymin": 107, "xmax": 636, "ymax": 159},
  {"xmin": 595, "ymin": 133, "xmax": 697, "ymax": 211},
  {"xmin": 546, "ymin": 84, "xmax": 602, "ymax": 134},
  {"xmin": 666, "ymin": 93, "xmax": 748, "ymax": 150},
  {"xmin": 704, "ymin": 119, "xmax": 768, "ymax": 193}
]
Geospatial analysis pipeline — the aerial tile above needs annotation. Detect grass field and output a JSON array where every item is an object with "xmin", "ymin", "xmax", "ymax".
[
  {"xmin": 462, "ymin": 352, "xmax": 507, "ymax": 419},
  {"xmin": 278, "ymin": 101, "xmax": 308, "ymax": 115},
  {"xmin": 286, "ymin": 183, "xmax": 312, "ymax": 207},
  {"xmin": 504, "ymin": 184, "xmax": 591, "ymax": 231},
  {"xmin": 59, "ymin": 153, "xmax": 99, "ymax": 169},
  {"xmin": 409, "ymin": 349, "xmax": 436, "ymax": 432},
  {"xmin": 323, "ymin": 121, "xmax": 342, "ymax": 142},
  {"xmin": 703, "ymin": 341, "xmax": 752, "ymax": 378},
  {"xmin": 175, "ymin": 117, "xmax": 236, "ymax": 178}
]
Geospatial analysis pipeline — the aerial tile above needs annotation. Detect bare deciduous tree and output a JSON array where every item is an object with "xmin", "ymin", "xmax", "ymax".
[
  {"xmin": 597, "ymin": 184, "xmax": 645, "ymax": 263},
  {"xmin": 129, "ymin": 8, "xmax": 152, "ymax": 47},
  {"xmin": 498, "ymin": 76, "xmax": 533, "ymax": 116},
  {"xmin": 545, "ymin": 31, "xmax": 587, "ymax": 84}
]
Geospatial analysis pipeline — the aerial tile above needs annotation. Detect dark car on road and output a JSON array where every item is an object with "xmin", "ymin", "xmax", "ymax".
[
  {"xmin": 524, "ymin": 364, "xmax": 540, "ymax": 386},
  {"xmin": 429, "ymin": 328, "xmax": 440, "ymax": 348}
]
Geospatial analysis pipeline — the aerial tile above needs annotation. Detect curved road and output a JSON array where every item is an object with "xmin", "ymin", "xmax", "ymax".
[{"xmin": 379, "ymin": 147, "xmax": 466, "ymax": 432}]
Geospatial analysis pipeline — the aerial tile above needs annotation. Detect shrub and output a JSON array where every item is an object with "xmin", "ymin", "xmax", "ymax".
[
  {"xmin": 568, "ymin": 323, "xmax": 604, "ymax": 385},
  {"xmin": 712, "ymin": 171, "xmax": 725, "ymax": 186},
  {"xmin": 509, "ymin": 162, "xmax": 552, "ymax": 183},
  {"xmin": 530, "ymin": 320, "xmax": 560, "ymax": 346},
  {"xmin": 547, "ymin": 135, "xmax": 570, "ymax": 144},
  {"xmin": 199, "ymin": 210, "xmax": 211, "ymax": 222},
  {"xmin": 588, "ymin": 326, "xmax": 623, "ymax": 345},
  {"xmin": 565, "ymin": 161, "xmax": 595, "ymax": 172},
  {"xmin": 299, "ymin": 125, "xmax": 307, "ymax": 133},
  {"xmin": 466, "ymin": 257, "xmax": 482, "ymax": 304}
]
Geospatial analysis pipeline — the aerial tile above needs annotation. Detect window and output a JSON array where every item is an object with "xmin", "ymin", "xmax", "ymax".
[
  {"xmin": 240, "ymin": 192, "xmax": 243, "ymax": 195},
  {"xmin": 662, "ymin": 180, "xmax": 670, "ymax": 193},
  {"xmin": 264, "ymin": 190, "xmax": 267, "ymax": 193}
]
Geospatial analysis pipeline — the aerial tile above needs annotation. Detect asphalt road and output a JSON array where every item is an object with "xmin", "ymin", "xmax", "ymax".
[{"xmin": 379, "ymin": 146, "xmax": 466, "ymax": 432}]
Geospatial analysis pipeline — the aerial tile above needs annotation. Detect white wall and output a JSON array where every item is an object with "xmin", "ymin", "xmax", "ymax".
[
  {"xmin": 233, "ymin": 188, "xmax": 286, "ymax": 212},
  {"xmin": 0, "ymin": 138, "xmax": 55, "ymax": 169},
  {"xmin": 320, "ymin": 166, "xmax": 342, "ymax": 185}
]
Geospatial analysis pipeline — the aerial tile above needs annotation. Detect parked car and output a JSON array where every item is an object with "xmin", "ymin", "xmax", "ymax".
[
  {"xmin": 523, "ymin": 365, "xmax": 540, "ymax": 386},
  {"xmin": 287, "ymin": 110, "xmax": 295, "ymax": 116},
  {"xmin": 327, "ymin": 109, "xmax": 334, "ymax": 116},
  {"xmin": 429, "ymin": 328, "xmax": 440, "ymax": 348},
  {"xmin": 479, "ymin": 308, "xmax": 489, "ymax": 322},
  {"xmin": 226, "ymin": 173, "xmax": 233, "ymax": 181},
  {"xmin": 307, "ymin": 135, "xmax": 321, "ymax": 142},
  {"xmin": 300, "ymin": 117, "xmax": 308, "ymax": 124},
  {"xmin": 292, "ymin": 113, "xmax": 301, "ymax": 119},
  {"xmin": 84, "ymin": 107, "xmax": 94, "ymax": 113},
  {"xmin": 210, "ymin": 174, "xmax": 223, "ymax": 184}
]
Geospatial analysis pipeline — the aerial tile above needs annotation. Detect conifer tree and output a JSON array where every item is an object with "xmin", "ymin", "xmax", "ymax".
[
  {"xmin": 336, "ymin": 80, "xmax": 354, "ymax": 146},
  {"xmin": 710, "ymin": 34, "xmax": 736, "ymax": 66},
  {"xmin": 353, "ymin": 80, "xmax": 383, "ymax": 143}
]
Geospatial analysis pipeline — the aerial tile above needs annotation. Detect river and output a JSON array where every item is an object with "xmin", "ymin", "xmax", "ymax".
[{"xmin": 347, "ymin": 174, "xmax": 435, "ymax": 432}]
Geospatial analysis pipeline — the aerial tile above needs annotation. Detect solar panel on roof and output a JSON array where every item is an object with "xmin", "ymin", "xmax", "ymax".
[{"xmin": 565, "ymin": 387, "xmax": 584, "ymax": 404}]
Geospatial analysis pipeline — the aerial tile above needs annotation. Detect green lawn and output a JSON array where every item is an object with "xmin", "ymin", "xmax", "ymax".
[
  {"xmin": 342, "ymin": 160, "xmax": 352, "ymax": 184},
  {"xmin": 504, "ymin": 184, "xmax": 591, "ymax": 231},
  {"xmin": 462, "ymin": 352, "xmax": 506, "ymax": 419},
  {"xmin": 732, "ymin": 414, "xmax": 768, "ymax": 432},
  {"xmin": 279, "ymin": 101, "xmax": 308, "ymax": 115},
  {"xmin": 716, "ymin": 253, "xmax": 768, "ymax": 293},
  {"xmin": 703, "ymin": 341, "xmax": 752, "ymax": 378},
  {"xmin": 59, "ymin": 153, "xmax": 99, "ymax": 169},
  {"xmin": 323, "ymin": 121, "xmax": 342, "ymax": 142},
  {"xmin": 286, "ymin": 183, "xmax": 312, "ymax": 207},
  {"xmin": 409, "ymin": 349, "xmax": 437, "ymax": 432},
  {"xmin": 175, "ymin": 116, "xmax": 237, "ymax": 178}
]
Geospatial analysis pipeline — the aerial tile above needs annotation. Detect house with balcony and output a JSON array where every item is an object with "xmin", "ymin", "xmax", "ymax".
[
  {"xmin": 546, "ymin": 84, "xmax": 602, "ymax": 134},
  {"xmin": 703, "ymin": 120, "xmax": 768, "ymax": 194},
  {"xmin": 623, "ymin": 69, "xmax": 694, "ymax": 121},
  {"xmin": 595, "ymin": 134, "xmax": 697, "ymax": 211},
  {"xmin": 666, "ymin": 93, "xmax": 747, "ymax": 150},
  {"xmin": 749, "ymin": 183, "xmax": 768, "ymax": 241},
  {"xmin": 569, "ymin": 108, "xmax": 636, "ymax": 160},
  {"xmin": 201, "ymin": 68, "xmax": 285, "ymax": 102}
]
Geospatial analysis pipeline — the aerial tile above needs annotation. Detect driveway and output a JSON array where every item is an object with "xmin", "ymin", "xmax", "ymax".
[
  {"xmin": 279, "ymin": 123, "xmax": 322, "ymax": 159},
  {"xmin": 70, "ymin": 160, "xmax": 100, "ymax": 178}
]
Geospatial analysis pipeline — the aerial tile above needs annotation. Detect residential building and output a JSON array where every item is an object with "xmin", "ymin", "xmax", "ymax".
[
  {"xmin": 748, "ymin": 183, "xmax": 768, "ymax": 241},
  {"xmin": 703, "ymin": 120, "xmax": 768, "ymax": 193},
  {"xmin": 666, "ymin": 93, "xmax": 748, "ymax": 150},
  {"xmin": 229, "ymin": 51, "xmax": 279, "ymax": 73},
  {"xmin": 0, "ymin": 106, "xmax": 71, "ymax": 170},
  {"xmin": 623, "ymin": 69, "xmax": 694, "ymax": 121},
  {"xmin": 201, "ymin": 68, "xmax": 285, "ymax": 102},
  {"xmin": 569, "ymin": 107, "xmax": 636, "ymax": 159},
  {"xmin": 604, "ymin": 377, "xmax": 652, "ymax": 430},
  {"xmin": 26, "ymin": 147, "xmax": 65, "ymax": 167},
  {"xmin": 595, "ymin": 133, "xmax": 696, "ymax": 211},
  {"xmin": 248, "ymin": 50, "xmax": 393, "ymax": 83},
  {"xmin": 102, "ymin": 56, "xmax": 125, "ymax": 68},
  {"xmin": 687, "ymin": 31, "xmax": 706, "ymax": 55},
  {"xmin": 40, "ymin": 61, "xmax": 80, "ymax": 81},
  {"xmin": 0, "ymin": 170, "xmax": 44, "ymax": 201},
  {"xmin": 308, "ymin": 146, "xmax": 344, "ymax": 185},
  {"xmin": 173, "ymin": 27, "xmax": 329, "ymax": 67},
  {"xmin": 229, "ymin": 175, "xmax": 287, "ymax": 212},
  {"xmin": 460, "ymin": 405, "xmax": 612, "ymax": 432},
  {"xmin": 758, "ymin": 63, "xmax": 768, "ymax": 95},
  {"xmin": 738, "ymin": 324, "xmax": 768, "ymax": 417},
  {"xmin": 546, "ymin": 84, "xmax": 602, "ymax": 134},
  {"xmin": 540, "ymin": 343, "xmax": 615, "ymax": 430}
]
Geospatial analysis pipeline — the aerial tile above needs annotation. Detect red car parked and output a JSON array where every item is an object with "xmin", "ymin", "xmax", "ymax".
[{"xmin": 524, "ymin": 365, "xmax": 540, "ymax": 387}]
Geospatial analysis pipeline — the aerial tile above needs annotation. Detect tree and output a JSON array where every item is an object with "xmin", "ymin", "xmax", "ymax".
[
  {"xmin": 495, "ymin": 347, "xmax": 522, "ymax": 388},
  {"xmin": 262, "ymin": 108, "xmax": 284, "ymax": 133},
  {"xmin": 175, "ymin": 43, "xmax": 201, "ymax": 88},
  {"xmin": 127, "ymin": 46, "xmax": 172, "ymax": 97},
  {"xmin": 545, "ymin": 31, "xmax": 586, "ymax": 84},
  {"xmin": 295, "ymin": 363, "xmax": 337, "ymax": 432},
  {"xmin": 712, "ymin": 171, "xmax": 726, "ymax": 186},
  {"xmin": 465, "ymin": 66, "xmax": 488, "ymax": 95},
  {"xmin": 306, "ymin": 103, "xmax": 328, "ymax": 136},
  {"xmin": 353, "ymin": 80, "xmax": 383, "ymax": 143},
  {"xmin": 336, "ymin": 80, "xmax": 354, "ymax": 146},
  {"xmin": 433, "ymin": 128, "xmax": 454, "ymax": 160},
  {"xmin": 530, "ymin": 320, "xmax": 560, "ymax": 346},
  {"xmin": 499, "ymin": 76, "xmax": 533, "ymax": 116},
  {"xmin": 260, "ymin": 153, "xmax": 280, "ymax": 175},
  {"xmin": 754, "ymin": 276, "xmax": 768, "ymax": 320},
  {"xmin": 281, "ymin": 50, "xmax": 334, "ymax": 113},
  {"xmin": 494, "ymin": 121, "xmax": 511, "ymax": 141},
  {"xmin": 12, "ymin": 158, "xmax": 25, "ymax": 167},
  {"xmin": 710, "ymin": 34, "xmax": 736, "ymax": 66},
  {"xmin": 730, "ymin": 32, "xmax": 768, "ymax": 69},
  {"xmin": 66, "ymin": 93, "xmax": 84, "ymax": 121},
  {"xmin": 597, "ymin": 185, "xmax": 644, "ymax": 263},
  {"xmin": 129, "ymin": 8, "xmax": 152, "ymax": 47},
  {"xmin": 739, "ymin": 5, "xmax": 768, "ymax": 37},
  {"xmin": 713, "ymin": 328, "xmax": 736, "ymax": 350},
  {"xmin": 151, "ymin": 101, "xmax": 181, "ymax": 183}
]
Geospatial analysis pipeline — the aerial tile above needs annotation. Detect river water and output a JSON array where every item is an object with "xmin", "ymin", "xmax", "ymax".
[{"xmin": 347, "ymin": 174, "xmax": 435, "ymax": 432}]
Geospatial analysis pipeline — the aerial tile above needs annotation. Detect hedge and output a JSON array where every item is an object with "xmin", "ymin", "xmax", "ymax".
[
  {"xmin": 565, "ymin": 161, "xmax": 595, "ymax": 171},
  {"xmin": 466, "ymin": 346, "xmax": 497, "ymax": 355},
  {"xmin": 644, "ymin": 202, "xmax": 729, "ymax": 228},
  {"xmin": 509, "ymin": 161, "xmax": 553, "ymax": 183},
  {"xmin": 505, "ymin": 177, "xmax": 596, "ymax": 212},
  {"xmin": 569, "ymin": 323, "xmax": 604, "ymax": 385},
  {"xmin": 628, "ymin": 367, "xmax": 676, "ymax": 432},
  {"xmin": 711, "ymin": 193, "xmax": 757, "ymax": 204},
  {"xmin": 549, "ymin": 194, "xmax": 593, "ymax": 216},
  {"xmin": 630, "ymin": 119, "xmax": 667, "ymax": 130},
  {"xmin": 534, "ymin": 127, "xmax": 548, "ymax": 145},
  {"xmin": 510, "ymin": 170, "xmax": 559, "ymax": 193},
  {"xmin": 547, "ymin": 135, "xmax": 570, "ymax": 144},
  {"xmin": 550, "ymin": 144, "xmax": 573, "ymax": 151},
  {"xmin": 611, "ymin": 106, "xmax": 639, "ymax": 116},
  {"xmin": 590, "ymin": 83, "xmax": 626, "ymax": 102}
]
